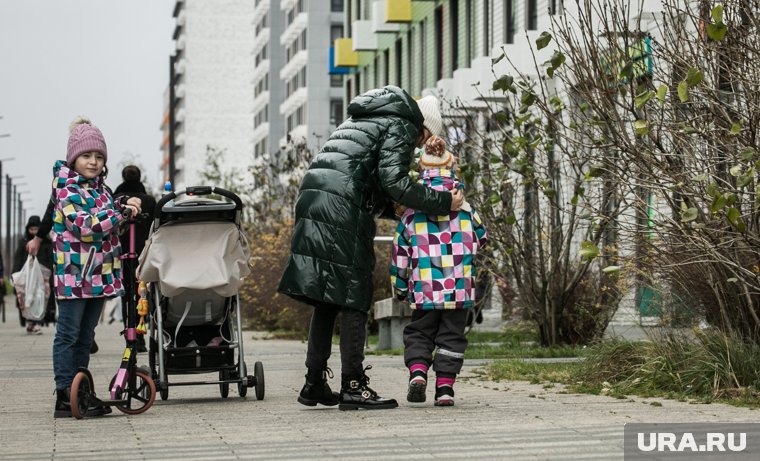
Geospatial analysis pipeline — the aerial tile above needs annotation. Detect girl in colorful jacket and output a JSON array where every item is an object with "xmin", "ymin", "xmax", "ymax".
[
  {"xmin": 51, "ymin": 117, "xmax": 141, "ymax": 418},
  {"xmin": 390, "ymin": 135, "xmax": 487, "ymax": 406}
]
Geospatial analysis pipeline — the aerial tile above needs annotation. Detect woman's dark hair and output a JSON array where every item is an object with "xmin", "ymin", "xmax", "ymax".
[{"xmin": 122, "ymin": 165, "xmax": 141, "ymax": 182}]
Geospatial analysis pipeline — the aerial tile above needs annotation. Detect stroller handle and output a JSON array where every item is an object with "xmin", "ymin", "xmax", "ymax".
[{"xmin": 156, "ymin": 186, "xmax": 244, "ymax": 211}]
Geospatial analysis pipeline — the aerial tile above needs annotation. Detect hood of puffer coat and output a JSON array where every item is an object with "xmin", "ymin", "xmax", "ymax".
[{"xmin": 347, "ymin": 85, "xmax": 424, "ymax": 132}]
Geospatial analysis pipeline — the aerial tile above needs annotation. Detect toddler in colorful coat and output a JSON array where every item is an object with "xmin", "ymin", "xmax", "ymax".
[
  {"xmin": 390, "ymin": 135, "xmax": 487, "ymax": 406},
  {"xmin": 50, "ymin": 117, "xmax": 141, "ymax": 418}
]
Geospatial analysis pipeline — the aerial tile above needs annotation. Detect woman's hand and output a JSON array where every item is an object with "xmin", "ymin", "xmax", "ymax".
[
  {"xmin": 450, "ymin": 189, "xmax": 465, "ymax": 211},
  {"xmin": 25, "ymin": 236, "xmax": 43, "ymax": 256}
]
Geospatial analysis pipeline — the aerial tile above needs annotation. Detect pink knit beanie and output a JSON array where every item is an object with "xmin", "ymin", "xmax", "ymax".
[{"xmin": 66, "ymin": 117, "xmax": 107, "ymax": 166}]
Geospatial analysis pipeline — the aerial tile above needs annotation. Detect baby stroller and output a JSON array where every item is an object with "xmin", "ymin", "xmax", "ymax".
[{"xmin": 139, "ymin": 186, "xmax": 264, "ymax": 401}]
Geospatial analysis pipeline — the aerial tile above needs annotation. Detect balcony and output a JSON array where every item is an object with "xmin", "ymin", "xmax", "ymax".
[
  {"xmin": 279, "ymin": 50, "xmax": 307, "ymax": 81},
  {"xmin": 371, "ymin": 1, "xmax": 400, "ymax": 33},
  {"xmin": 329, "ymin": 47, "xmax": 351, "ymax": 75},
  {"xmin": 280, "ymin": 87, "xmax": 308, "ymax": 116},
  {"xmin": 280, "ymin": 12, "xmax": 307, "ymax": 47},
  {"xmin": 352, "ymin": 21, "xmax": 378, "ymax": 51},
  {"xmin": 385, "ymin": 0, "xmax": 412, "ymax": 23},
  {"xmin": 334, "ymin": 38, "xmax": 358, "ymax": 67}
]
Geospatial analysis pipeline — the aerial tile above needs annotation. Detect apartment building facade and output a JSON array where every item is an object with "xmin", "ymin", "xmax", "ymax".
[
  {"xmin": 163, "ymin": 0, "xmax": 347, "ymax": 189},
  {"xmin": 333, "ymin": 0, "xmax": 667, "ymax": 328}
]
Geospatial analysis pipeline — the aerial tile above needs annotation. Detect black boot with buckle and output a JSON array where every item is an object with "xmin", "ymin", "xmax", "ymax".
[
  {"xmin": 298, "ymin": 367, "xmax": 339, "ymax": 407},
  {"xmin": 338, "ymin": 365, "xmax": 398, "ymax": 411}
]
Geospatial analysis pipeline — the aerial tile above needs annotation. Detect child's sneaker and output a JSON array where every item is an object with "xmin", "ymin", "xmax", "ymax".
[
  {"xmin": 434, "ymin": 384, "xmax": 455, "ymax": 406},
  {"xmin": 407, "ymin": 370, "xmax": 428, "ymax": 403}
]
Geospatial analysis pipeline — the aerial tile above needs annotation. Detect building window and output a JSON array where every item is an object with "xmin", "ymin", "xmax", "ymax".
[
  {"xmin": 256, "ymin": 13, "xmax": 268, "ymax": 35},
  {"xmin": 395, "ymin": 38, "xmax": 402, "ymax": 86},
  {"xmin": 255, "ymin": 44, "xmax": 268, "ymax": 66},
  {"xmin": 330, "ymin": 99, "xmax": 344, "ymax": 125},
  {"xmin": 407, "ymin": 29, "xmax": 413, "ymax": 94},
  {"xmin": 465, "ymin": 0, "xmax": 472, "ymax": 64},
  {"xmin": 330, "ymin": 25, "xmax": 343, "ymax": 42},
  {"xmin": 331, "ymin": 0, "xmax": 343, "ymax": 12},
  {"xmin": 383, "ymin": 49, "xmax": 390, "ymax": 86},
  {"xmin": 504, "ymin": 0, "xmax": 514, "ymax": 44},
  {"xmin": 374, "ymin": 55, "xmax": 381, "ymax": 87},
  {"xmin": 450, "ymin": 0, "xmax": 459, "ymax": 72},
  {"xmin": 419, "ymin": 20, "xmax": 426, "ymax": 90},
  {"xmin": 254, "ymin": 73, "xmax": 269, "ymax": 97},
  {"xmin": 483, "ymin": 0, "xmax": 490, "ymax": 55},
  {"xmin": 287, "ymin": 104, "xmax": 307, "ymax": 133},
  {"xmin": 331, "ymin": 74, "xmax": 343, "ymax": 87},
  {"xmin": 528, "ymin": 0, "xmax": 538, "ymax": 30},
  {"xmin": 286, "ymin": 67, "xmax": 307, "ymax": 98},
  {"xmin": 254, "ymin": 138, "xmax": 268, "ymax": 157},
  {"xmin": 254, "ymin": 104, "xmax": 269, "ymax": 126},
  {"xmin": 434, "ymin": 6, "xmax": 443, "ymax": 81}
]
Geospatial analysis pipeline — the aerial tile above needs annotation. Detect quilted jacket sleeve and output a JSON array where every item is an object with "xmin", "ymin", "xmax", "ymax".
[
  {"xmin": 377, "ymin": 119, "xmax": 451, "ymax": 215},
  {"xmin": 56, "ymin": 185, "xmax": 126, "ymax": 242},
  {"xmin": 390, "ymin": 217, "xmax": 412, "ymax": 299}
]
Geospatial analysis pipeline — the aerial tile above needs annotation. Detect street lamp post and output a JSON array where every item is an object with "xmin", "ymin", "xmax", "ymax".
[
  {"xmin": 0, "ymin": 157, "xmax": 14, "ymax": 274},
  {"xmin": 9, "ymin": 181, "xmax": 26, "ymax": 272}
]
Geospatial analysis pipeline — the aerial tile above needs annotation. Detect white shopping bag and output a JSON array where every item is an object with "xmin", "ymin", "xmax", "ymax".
[{"xmin": 11, "ymin": 255, "xmax": 51, "ymax": 322}]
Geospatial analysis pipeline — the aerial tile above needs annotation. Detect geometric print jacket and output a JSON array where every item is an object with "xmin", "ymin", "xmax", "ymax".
[
  {"xmin": 51, "ymin": 160, "xmax": 128, "ymax": 299},
  {"xmin": 391, "ymin": 169, "xmax": 488, "ymax": 310}
]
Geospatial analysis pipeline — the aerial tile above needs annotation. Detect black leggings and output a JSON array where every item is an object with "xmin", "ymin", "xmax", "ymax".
[{"xmin": 305, "ymin": 301, "xmax": 367, "ymax": 377}]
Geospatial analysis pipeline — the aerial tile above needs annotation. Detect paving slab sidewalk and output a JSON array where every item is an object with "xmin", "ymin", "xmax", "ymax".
[{"xmin": 0, "ymin": 297, "xmax": 756, "ymax": 460}]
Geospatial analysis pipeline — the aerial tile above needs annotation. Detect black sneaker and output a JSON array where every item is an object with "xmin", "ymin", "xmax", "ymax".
[
  {"xmin": 339, "ymin": 366, "xmax": 398, "ymax": 411},
  {"xmin": 54, "ymin": 389, "xmax": 72, "ymax": 418},
  {"xmin": 90, "ymin": 340, "xmax": 98, "ymax": 354},
  {"xmin": 407, "ymin": 370, "xmax": 427, "ymax": 403},
  {"xmin": 434, "ymin": 385, "xmax": 455, "ymax": 406}
]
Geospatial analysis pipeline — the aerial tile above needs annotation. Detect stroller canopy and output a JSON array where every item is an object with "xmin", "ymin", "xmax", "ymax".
[{"xmin": 139, "ymin": 221, "xmax": 250, "ymax": 297}]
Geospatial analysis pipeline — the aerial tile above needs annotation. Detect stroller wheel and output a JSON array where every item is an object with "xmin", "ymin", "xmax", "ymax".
[
  {"xmin": 219, "ymin": 370, "xmax": 230, "ymax": 398},
  {"xmin": 254, "ymin": 361, "xmax": 265, "ymax": 401},
  {"xmin": 159, "ymin": 382, "xmax": 169, "ymax": 401},
  {"xmin": 237, "ymin": 362, "xmax": 248, "ymax": 397}
]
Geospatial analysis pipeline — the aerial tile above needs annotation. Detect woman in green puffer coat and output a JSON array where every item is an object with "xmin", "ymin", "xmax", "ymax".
[{"xmin": 278, "ymin": 87, "xmax": 464, "ymax": 410}]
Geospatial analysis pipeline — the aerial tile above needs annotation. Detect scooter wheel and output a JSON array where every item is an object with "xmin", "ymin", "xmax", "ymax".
[
  {"xmin": 116, "ymin": 368, "xmax": 157, "ymax": 415},
  {"xmin": 70, "ymin": 371, "xmax": 94, "ymax": 420}
]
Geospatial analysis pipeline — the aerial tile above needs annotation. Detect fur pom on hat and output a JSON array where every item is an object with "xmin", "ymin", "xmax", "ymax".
[
  {"xmin": 419, "ymin": 135, "xmax": 456, "ymax": 170},
  {"xmin": 66, "ymin": 116, "xmax": 107, "ymax": 166},
  {"xmin": 416, "ymin": 95, "xmax": 444, "ymax": 137}
]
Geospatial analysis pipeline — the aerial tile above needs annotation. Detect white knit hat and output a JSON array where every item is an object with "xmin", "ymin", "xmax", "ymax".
[{"xmin": 416, "ymin": 95, "xmax": 444, "ymax": 137}]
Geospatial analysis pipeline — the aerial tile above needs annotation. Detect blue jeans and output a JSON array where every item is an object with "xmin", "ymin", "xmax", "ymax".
[{"xmin": 53, "ymin": 298, "xmax": 105, "ymax": 390}]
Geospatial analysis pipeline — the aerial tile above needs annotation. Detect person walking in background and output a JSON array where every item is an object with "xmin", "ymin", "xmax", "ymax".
[
  {"xmin": 50, "ymin": 116, "xmax": 141, "ymax": 418},
  {"xmin": 391, "ymin": 134, "xmax": 488, "ymax": 407},
  {"xmin": 13, "ymin": 215, "xmax": 55, "ymax": 334},
  {"xmin": 278, "ymin": 88, "xmax": 464, "ymax": 410},
  {"xmin": 113, "ymin": 164, "xmax": 156, "ymax": 352}
]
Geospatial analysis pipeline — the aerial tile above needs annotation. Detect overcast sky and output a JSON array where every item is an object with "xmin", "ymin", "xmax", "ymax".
[{"xmin": 0, "ymin": 0, "xmax": 174, "ymax": 221}]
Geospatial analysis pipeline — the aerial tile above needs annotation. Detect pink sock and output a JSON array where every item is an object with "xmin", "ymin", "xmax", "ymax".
[
  {"xmin": 436, "ymin": 376, "xmax": 455, "ymax": 387},
  {"xmin": 410, "ymin": 363, "xmax": 429, "ymax": 374}
]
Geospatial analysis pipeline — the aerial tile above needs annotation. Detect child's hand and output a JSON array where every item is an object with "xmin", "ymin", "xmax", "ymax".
[
  {"xmin": 123, "ymin": 205, "xmax": 139, "ymax": 218},
  {"xmin": 126, "ymin": 197, "xmax": 142, "ymax": 213}
]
